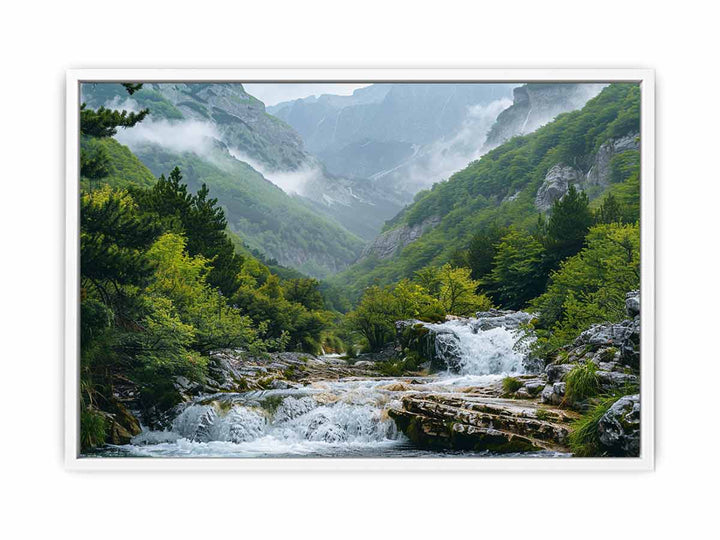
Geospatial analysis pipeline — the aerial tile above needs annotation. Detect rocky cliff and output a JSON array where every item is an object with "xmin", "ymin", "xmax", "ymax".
[
  {"xmin": 483, "ymin": 83, "xmax": 606, "ymax": 151},
  {"xmin": 534, "ymin": 132, "xmax": 640, "ymax": 211}
]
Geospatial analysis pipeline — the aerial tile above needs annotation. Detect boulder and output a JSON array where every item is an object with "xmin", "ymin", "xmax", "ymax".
[
  {"xmin": 598, "ymin": 394, "xmax": 641, "ymax": 456},
  {"xmin": 546, "ymin": 363, "xmax": 574, "ymax": 383},
  {"xmin": 540, "ymin": 382, "xmax": 566, "ymax": 405},
  {"xmin": 395, "ymin": 320, "xmax": 463, "ymax": 372}
]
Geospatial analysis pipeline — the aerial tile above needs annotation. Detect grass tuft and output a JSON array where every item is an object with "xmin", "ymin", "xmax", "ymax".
[
  {"xmin": 502, "ymin": 376, "xmax": 523, "ymax": 394},
  {"xmin": 564, "ymin": 362, "xmax": 600, "ymax": 405},
  {"xmin": 567, "ymin": 395, "xmax": 619, "ymax": 456}
]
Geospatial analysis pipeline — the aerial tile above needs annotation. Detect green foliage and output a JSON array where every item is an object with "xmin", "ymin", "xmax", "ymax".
[
  {"xmin": 331, "ymin": 83, "xmax": 640, "ymax": 299},
  {"xmin": 564, "ymin": 362, "xmax": 600, "ymax": 406},
  {"xmin": 487, "ymin": 229, "xmax": 545, "ymax": 309},
  {"xmin": 345, "ymin": 263, "xmax": 492, "ymax": 352},
  {"xmin": 377, "ymin": 355, "xmax": 422, "ymax": 376},
  {"xmin": 466, "ymin": 224, "xmax": 508, "ymax": 281},
  {"xmin": 80, "ymin": 137, "xmax": 157, "ymax": 189},
  {"xmin": 434, "ymin": 264, "xmax": 493, "ymax": 315},
  {"xmin": 80, "ymin": 408, "xmax": 107, "ymax": 452},
  {"xmin": 80, "ymin": 186, "xmax": 161, "ymax": 299},
  {"xmin": 567, "ymin": 395, "xmax": 619, "ymax": 456},
  {"xmin": 610, "ymin": 150, "xmax": 640, "ymax": 184},
  {"xmin": 345, "ymin": 286, "xmax": 407, "ymax": 353},
  {"xmin": 132, "ymin": 167, "xmax": 245, "ymax": 296},
  {"xmin": 502, "ymin": 376, "xmax": 523, "ymax": 394},
  {"xmin": 80, "ymin": 103, "xmax": 150, "ymax": 138},
  {"xmin": 531, "ymin": 223, "xmax": 640, "ymax": 353},
  {"xmin": 133, "ymin": 145, "xmax": 363, "ymax": 279},
  {"xmin": 544, "ymin": 185, "xmax": 593, "ymax": 264},
  {"xmin": 594, "ymin": 193, "xmax": 624, "ymax": 224}
]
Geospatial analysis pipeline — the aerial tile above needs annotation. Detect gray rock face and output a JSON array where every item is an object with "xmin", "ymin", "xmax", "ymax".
[
  {"xmin": 534, "ymin": 132, "xmax": 640, "ymax": 212},
  {"xmin": 598, "ymin": 394, "xmax": 640, "ymax": 456},
  {"xmin": 625, "ymin": 290, "xmax": 640, "ymax": 318},
  {"xmin": 575, "ymin": 318, "xmax": 640, "ymax": 368},
  {"xmin": 586, "ymin": 133, "xmax": 640, "ymax": 186},
  {"xmin": 535, "ymin": 164, "xmax": 584, "ymax": 211},
  {"xmin": 484, "ymin": 83, "xmax": 606, "ymax": 151},
  {"xmin": 360, "ymin": 216, "xmax": 440, "ymax": 260}
]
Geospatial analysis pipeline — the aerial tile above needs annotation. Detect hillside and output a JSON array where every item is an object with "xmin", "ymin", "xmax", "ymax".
[
  {"xmin": 332, "ymin": 83, "xmax": 640, "ymax": 298},
  {"xmin": 80, "ymin": 83, "xmax": 365, "ymax": 276},
  {"xmin": 129, "ymin": 140, "xmax": 363, "ymax": 277}
]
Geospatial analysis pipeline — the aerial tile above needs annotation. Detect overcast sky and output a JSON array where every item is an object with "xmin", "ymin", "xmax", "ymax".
[{"xmin": 243, "ymin": 83, "xmax": 370, "ymax": 106}]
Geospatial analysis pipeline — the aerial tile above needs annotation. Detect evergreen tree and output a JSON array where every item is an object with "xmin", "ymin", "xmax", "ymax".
[
  {"xmin": 466, "ymin": 224, "xmax": 507, "ymax": 281},
  {"xmin": 545, "ymin": 185, "xmax": 593, "ymax": 265},
  {"xmin": 594, "ymin": 193, "xmax": 624, "ymax": 224}
]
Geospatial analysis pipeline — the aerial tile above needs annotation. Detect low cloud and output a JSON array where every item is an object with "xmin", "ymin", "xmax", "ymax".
[
  {"xmin": 375, "ymin": 97, "xmax": 513, "ymax": 194},
  {"xmin": 228, "ymin": 148, "xmax": 320, "ymax": 195},
  {"xmin": 115, "ymin": 119, "xmax": 220, "ymax": 157}
]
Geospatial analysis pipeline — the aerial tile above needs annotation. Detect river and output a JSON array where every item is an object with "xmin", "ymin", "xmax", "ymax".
[{"xmin": 91, "ymin": 313, "xmax": 568, "ymax": 458}]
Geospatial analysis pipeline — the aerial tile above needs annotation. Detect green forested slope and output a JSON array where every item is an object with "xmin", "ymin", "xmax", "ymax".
[
  {"xmin": 332, "ymin": 84, "xmax": 640, "ymax": 298},
  {"xmin": 80, "ymin": 83, "xmax": 365, "ymax": 278},
  {"xmin": 130, "ymin": 142, "xmax": 363, "ymax": 278}
]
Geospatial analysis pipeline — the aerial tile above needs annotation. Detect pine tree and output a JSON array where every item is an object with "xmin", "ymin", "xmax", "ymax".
[{"xmin": 545, "ymin": 185, "xmax": 593, "ymax": 265}]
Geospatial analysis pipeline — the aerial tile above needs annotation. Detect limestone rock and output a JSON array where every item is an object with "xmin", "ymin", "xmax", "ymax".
[
  {"xmin": 535, "ymin": 164, "xmax": 584, "ymax": 211},
  {"xmin": 389, "ymin": 393, "xmax": 572, "ymax": 453},
  {"xmin": 598, "ymin": 394, "xmax": 640, "ymax": 456},
  {"xmin": 586, "ymin": 133, "xmax": 640, "ymax": 186},
  {"xmin": 360, "ymin": 216, "xmax": 440, "ymax": 260}
]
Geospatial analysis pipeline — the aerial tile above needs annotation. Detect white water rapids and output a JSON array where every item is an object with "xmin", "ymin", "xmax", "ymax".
[{"xmin": 99, "ymin": 312, "xmax": 543, "ymax": 458}]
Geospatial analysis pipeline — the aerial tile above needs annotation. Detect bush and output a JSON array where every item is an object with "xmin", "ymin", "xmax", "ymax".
[
  {"xmin": 502, "ymin": 376, "xmax": 523, "ymax": 394},
  {"xmin": 564, "ymin": 362, "xmax": 600, "ymax": 406},
  {"xmin": 80, "ymin": 407, "xmax": 107, "ymax": 451},
  {"xmin": 567, "ymin": 395, "xmax": 618, "ymax": 456}
]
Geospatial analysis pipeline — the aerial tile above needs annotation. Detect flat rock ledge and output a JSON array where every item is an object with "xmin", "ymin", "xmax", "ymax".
[{"xmin": 389, "ymin": 394, "xmax": 576, "ymax": 453}]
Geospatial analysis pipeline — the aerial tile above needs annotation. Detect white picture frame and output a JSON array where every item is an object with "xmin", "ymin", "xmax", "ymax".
[{"xmin": 65, "ymin": 68, "xmax": 655, "ymax": 471}]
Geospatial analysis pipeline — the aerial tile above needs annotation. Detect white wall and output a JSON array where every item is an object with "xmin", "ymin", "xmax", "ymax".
[{"xmin": 1, "ymin": 1, "xmax": 717, "ymax": 537}]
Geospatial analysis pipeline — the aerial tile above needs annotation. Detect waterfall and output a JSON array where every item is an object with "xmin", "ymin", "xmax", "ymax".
[
  {"xmin": 124, "ymin": 380, "xmax": 402, "ymax": 457},
  {"xmin": 109, "ymin": 311, "xmax": 536, "ymax": 458},
  {"xmin": 427, "ymin": 310, "xmax": 534, "ymax": 375}
]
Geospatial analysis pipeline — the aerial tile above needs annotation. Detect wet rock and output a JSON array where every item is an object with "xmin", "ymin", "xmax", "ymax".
[
  {"xmin": 597, "ymin": 370, "xmax": 639, "ymax": 391},
  {"xmin": 354, "ymin": 360, "xmax": 375, "ymax": 368},
  {"xmin": 101, "ymin": 401, "xmax": 142, "ymax": 445},
  {"xmin": 598, "ymin": 394, "xmax": 640, "ymax": 456},
  {"xmin": 395, "ymin": 320, "xmax": 462, "ymax": 372},
  {"xmin": 389, "ymin": 393, "xmax": 572, "ymax": 453},
  {"xmin": 471, "ymin": 309, "xmax": 534, "ymax": 330},
  {"xmin": 540, "ymin": 382, "xmax": 566, "ymax": 405}
]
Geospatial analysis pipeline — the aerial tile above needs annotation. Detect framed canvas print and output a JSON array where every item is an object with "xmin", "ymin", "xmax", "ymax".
[{"xmin": 65, "ymin": 68, "xmax": 654, "ymax": 470}]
